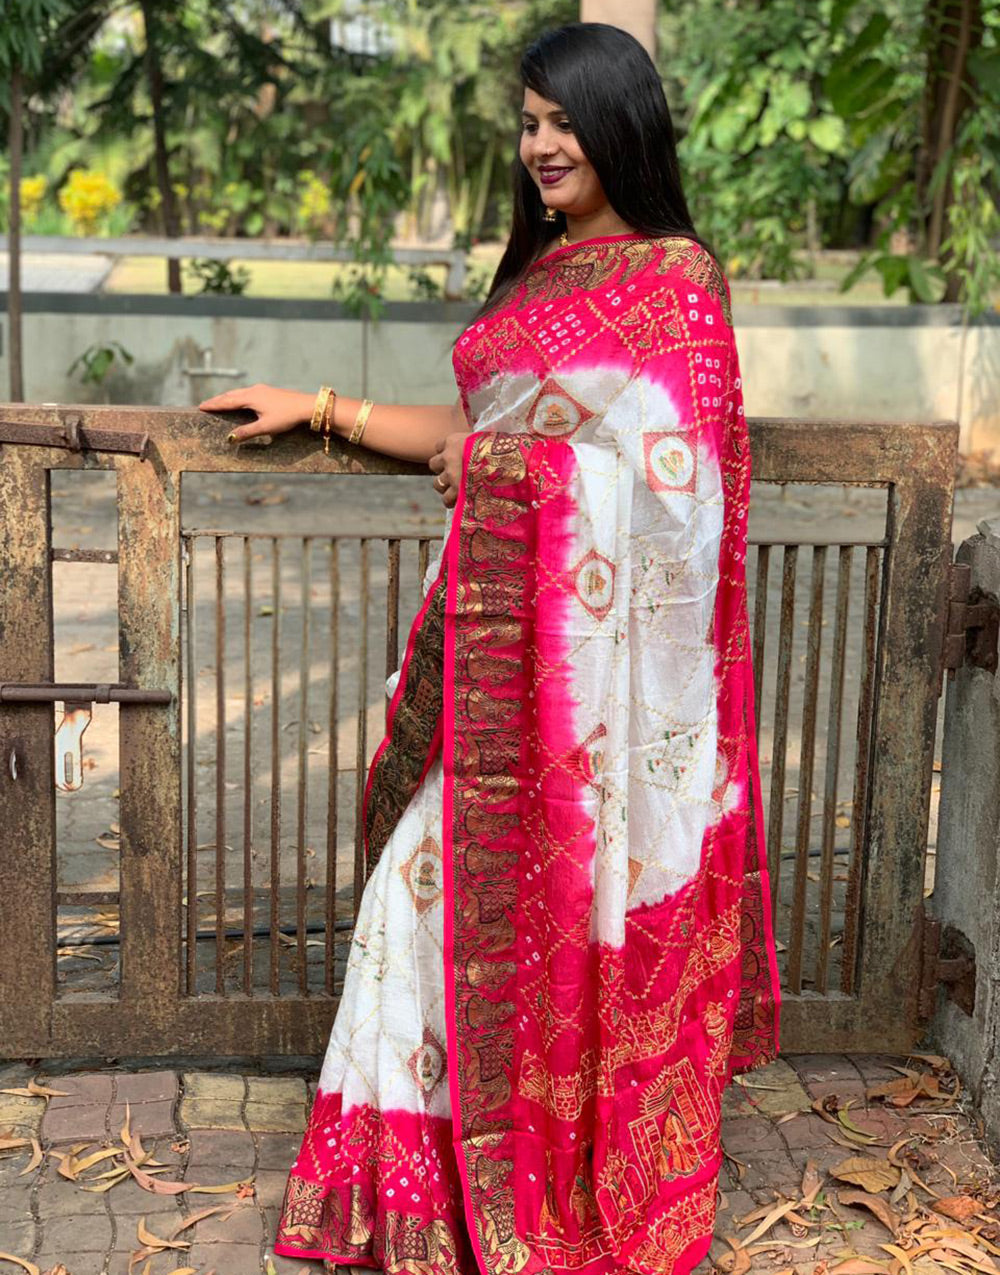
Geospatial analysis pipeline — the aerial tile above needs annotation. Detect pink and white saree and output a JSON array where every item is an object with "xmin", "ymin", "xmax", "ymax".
[{"xmin": 274, "ymin": 233, "xmax": 781, "ymax": 1275}]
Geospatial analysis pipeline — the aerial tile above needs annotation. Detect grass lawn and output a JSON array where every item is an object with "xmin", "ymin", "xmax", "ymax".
[
  {"xmin": 101, "ymin": 245, "xmax": 991, "ymax": 308},
  {"xmin": 103, "ymin": 256, "xmax": 487, "ymax": 301}
]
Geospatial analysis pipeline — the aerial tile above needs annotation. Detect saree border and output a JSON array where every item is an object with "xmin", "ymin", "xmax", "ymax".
[
  {"xmin": 442, "ymin": 430, "xmax": 484, "ymax": 1271},
  {"xmin": 442, "ymin": 429, "xmax": 530, "ymax": 1275}
]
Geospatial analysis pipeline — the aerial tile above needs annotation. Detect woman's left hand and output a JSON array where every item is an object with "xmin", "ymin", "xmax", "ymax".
[{"xmin": 428, "ymin": 432, "xmax": 467, "ymax": 508}]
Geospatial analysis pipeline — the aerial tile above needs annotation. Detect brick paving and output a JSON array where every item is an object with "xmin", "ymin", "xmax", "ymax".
[{"xmin": 0, "ymin": 1052, "xmax": 996, "ymax": 1274}]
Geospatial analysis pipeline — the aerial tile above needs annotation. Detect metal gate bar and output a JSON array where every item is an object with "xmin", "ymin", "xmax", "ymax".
[{"xmin": 181, "ymin": 530, "xmax": 439, "ymax": 1002}]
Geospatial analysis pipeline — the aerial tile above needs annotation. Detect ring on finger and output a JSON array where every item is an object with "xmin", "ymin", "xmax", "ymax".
[{"xmin": 434, "ymin": 476, "xmax": 447, "ymax": 491}]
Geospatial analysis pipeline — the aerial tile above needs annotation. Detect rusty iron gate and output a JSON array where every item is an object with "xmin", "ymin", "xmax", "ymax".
[{"xmin": 0, "ymin": 406, "xmax": 958, "ymax": 1058}]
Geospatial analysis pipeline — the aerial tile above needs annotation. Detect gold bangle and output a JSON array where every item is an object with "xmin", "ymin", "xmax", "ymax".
[
  {"xmin": 321, "ymin": 388, "xmax": 337, "ymax": 456},
  {"xmin": 348, "ymin": 398, "xmax": 374, "ymax": 447},
  {"xmin": 310, "ymin": 385, "xmax": 333, "ymax": 433}
]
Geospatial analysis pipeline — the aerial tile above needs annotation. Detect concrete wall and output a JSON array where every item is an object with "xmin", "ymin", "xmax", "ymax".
[
  {"xmin": 931, "ymin": 516, "xmax": 1000, "ymax": 1156},
  {"xmin": 1, "ymin": 294, "xmax": 998, "ymax": 452}
]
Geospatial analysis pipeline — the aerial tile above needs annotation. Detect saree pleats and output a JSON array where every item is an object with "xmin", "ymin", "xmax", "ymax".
[{"xmin": 274, "ymin": 233, "xmax": 781, "ymax": 1275}]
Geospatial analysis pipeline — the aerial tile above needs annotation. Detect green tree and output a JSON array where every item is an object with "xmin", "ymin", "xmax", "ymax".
[{"xmin": 831, "ymin": 0, "xmax": 999, "ymax": 311}]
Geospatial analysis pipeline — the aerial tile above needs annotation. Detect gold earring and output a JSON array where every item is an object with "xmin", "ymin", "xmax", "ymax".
[{"xmin": 543, "ymin": 206, "xmax": 557, "ymax": 223}]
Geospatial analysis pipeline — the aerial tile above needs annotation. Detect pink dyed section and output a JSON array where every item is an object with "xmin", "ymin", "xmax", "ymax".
[{"xmin": 274, "ymin": 1090, "xmax": 477, "ymax": 1270}]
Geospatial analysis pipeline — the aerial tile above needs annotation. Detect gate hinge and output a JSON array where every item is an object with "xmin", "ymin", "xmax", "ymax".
[
  {"xmin": 918, "ymin": 912, "xmax": 976, "ymax": 1020},
  {"xmin": 941, "ymin": 561, "xmax": 999, "ymax": 683}
]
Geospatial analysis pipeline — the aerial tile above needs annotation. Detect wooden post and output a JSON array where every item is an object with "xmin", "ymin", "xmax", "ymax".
[{"xmin": 580, "ymin": 0, "xmax": 656, "ymax": 59}]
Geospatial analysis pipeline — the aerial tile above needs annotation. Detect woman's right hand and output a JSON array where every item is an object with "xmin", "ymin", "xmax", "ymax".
[{"xmin": 197, "ymin": 384, "xmax": 313, "ymax": 442}]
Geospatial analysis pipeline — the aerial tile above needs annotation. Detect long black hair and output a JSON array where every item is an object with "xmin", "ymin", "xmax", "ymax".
[{"xmin": 474, "ymin": 23, "xmax": 710, "ymax": 322}]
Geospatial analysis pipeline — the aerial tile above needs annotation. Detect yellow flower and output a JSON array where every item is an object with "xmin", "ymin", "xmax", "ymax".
[
  {"xmin": 297, "ymin": 173, "xmax": 332, "ymax": 229},
  {"xmin": 58, "ymin": 169, "xmax": 122, "ymax": 235},
  {"xmin": 19, "ymin": 175, "xmax": 48, "ymax": 216}
]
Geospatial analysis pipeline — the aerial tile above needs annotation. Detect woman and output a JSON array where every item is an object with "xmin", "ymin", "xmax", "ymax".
[{"xmin": 199, "ymin": 22, "xmax": 780, "ymax": 1275}]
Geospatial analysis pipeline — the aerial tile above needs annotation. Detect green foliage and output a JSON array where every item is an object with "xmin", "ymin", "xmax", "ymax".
[
  {"xmin": 184, "ymin": 258, "xmax": 251, "ymax": 294},
  {"xmin": 0, "ymin": 0, "xmax": 71, "ymax": 83},
  {"xmin": 5, "ymin": 0, "xmax": 996, "ymax": 314},
  {"xmin": 406, "ymin": 266, "xmax": 443, "ymax": 301},
  {"xmin": 941, "ymin": 139, "xmax": 1000, "ymax": 318},
  {"xmin": 331, "ymin": 263, "xmax": 386, "ymax": 320},
  {"xmin": 826, "ymin": 0, "xmax": 1000, "ymax": 312},
  {"xmin": 67, "ymin": 339, "xmax": 134, "ymax": 387},
  {"xmin": 660, "ymin": 0, "xmax": 999, "ymax": 310},
  {"xmin": 660, "ymin": 0, "xmax": 856, "ymax": 280}
]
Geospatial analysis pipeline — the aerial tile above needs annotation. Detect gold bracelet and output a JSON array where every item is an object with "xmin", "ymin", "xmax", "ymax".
[
  {"xmin": 321, "ymin": 388, "xmax": 337, "ymax": 456},
  {"xmin": 310, "ymin": 385, "xmax": 333, "ymax": 433},
  {"xmin": 348, "ymin": 398, "xmax": 374, "ymax": 447}
]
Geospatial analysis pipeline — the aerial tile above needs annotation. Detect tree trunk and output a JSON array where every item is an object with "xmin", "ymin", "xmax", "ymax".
[
  {"xmin": 920, "ymin": 0, "xmax": 984, "ymax": 299},
  {"xmin": 8, "ymin": 63, "xmax": 24, "ymax": 402},
  {"xmin": 139, "ymin": 0, "xmax": 182, "ymax": 293}
]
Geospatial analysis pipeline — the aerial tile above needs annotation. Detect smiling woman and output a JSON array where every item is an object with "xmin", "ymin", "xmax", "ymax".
[{"xmin": 220, "ymin": 21, "xmax": 784, "ymax": 1275}]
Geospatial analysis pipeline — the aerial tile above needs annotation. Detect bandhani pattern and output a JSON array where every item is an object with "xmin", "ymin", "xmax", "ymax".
[{"xmin": 275, "ymin": 233, "xmax": 781, "ymax": 1275}]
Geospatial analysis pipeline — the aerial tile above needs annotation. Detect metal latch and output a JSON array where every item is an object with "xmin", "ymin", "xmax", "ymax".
[
  {"xmin": 54, "ymin": 702, "xmax": 92, "ymax": 792},
  {"xmin": 0, "ymin": 683, "xmax": 171, "ymax": 705},
  {"xmin": 918, "ymin": 914, "xmax": 976, "ymax": 1020},
  {"xmin": 941, "ymin": 561, "xmax": 999, "ymax": 679},
  {"xmin": 1, "ymin": 684, "xmax": 171, "ymax": 794},
  {"xmin": 0, "ymin": 414, "xmax": 149, "ymax": 459}
]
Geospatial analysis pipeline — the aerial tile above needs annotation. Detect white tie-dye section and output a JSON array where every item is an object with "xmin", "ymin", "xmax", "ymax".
[
  {"xmin": 318, "ymin": 756, "xmax": 450, "ymax": 1118},
  {"xmin": 466, "ymin": 367, "xmax": 727, "ymax": 946}
]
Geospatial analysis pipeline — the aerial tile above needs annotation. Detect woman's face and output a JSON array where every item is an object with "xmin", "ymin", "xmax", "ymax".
[{"xmin": 519, "ymin": 87, "xmax": 607, "ymax": 219}]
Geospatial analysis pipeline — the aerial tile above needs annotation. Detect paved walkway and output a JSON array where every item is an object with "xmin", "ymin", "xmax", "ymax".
[{"xmin": 0, "ymin": 1052, "xmax": 996, "ymax": 1275}]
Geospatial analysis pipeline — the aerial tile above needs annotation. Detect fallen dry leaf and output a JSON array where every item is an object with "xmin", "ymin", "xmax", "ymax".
[
  {"xmin": 837, "ymin": 1188, "xmax": 901, "ymax": 1235},
  {"xmin": 40, "ymin": 1265, "xmax": 71, "ymax": 1275},
  {"xmin": 889, "ymin": 1168, "xmax": 914, "ymax": 1206},
  {"xmin": 124, "ymin": 1152, "xmax": 195, "ymax": 1194},
  {"xmin": 887, "ymin": 1137, "xmax": 941, "ymax": 1199},
  {"xmin": 0, "ymin": 1079, "xmax": 71, "ymax": 1099},
  {"xmin": 18, "ymin": 1137, "xmax": 43, "ymax": 1178},
  {"xmin": 71, "ymin": 1146, "xmax": 125, "ymax": 1175},
  {"xmin": 838, "ymin": 1102, "xmax": 881, "ymax": 1141},
  {"xmin": 713, "ymin": 1234, "xmax": 752, "ymax": 1275},
  {"xmin": 0, "ymin": 1254, "xmax": 40, "ymax": 1275},
  {"xmin": 881, "ymin": 1239, "xmax": 920, "ymax": 1275},
  {"xmin": 0, "ymin": 1136, "xmax": 33, "ymax": 1153},
  {"xmin": 734, "ymin": 1200, "xmax": 778, "ymax": 1227},
  {"xmin": 832, "ymin": 1155, "xmax": 901, "ymax": 1194},
  {"xmin": 79, "ymin": 1168, "xmax": 131, "ymax": 1194},
  {"xmin": 829, "ymin": 1261, "xmax": 892, "ymax": 1274},
  {"xmin": 189, "ymin": 1177, "xmax": 254, "ymax": 1194},
  {"xmin": 932, "ymin": 1196, "xmax": 983, "ymax": 1223},
  {"xmin": 910, "ymin": 1054, "xmax": 952, "ymax": 1071},
  {"xmin": 52, "ymin": 1142, "xmax": 95, "ymax": 1181},
  {"xmin": 136, "ymin": 1216, "xmax": 190, "ymax": 1251},
  {"xmin": 925, "ymin": 1232, "xmax": 1000, "ymax": 1272},
  {"xmin": 741, "ymin": 1198, "xmax": 801, "ymax": 1246},
  {"xmin": 169, "ymin": 1205, "xmax": 237, "ymax": 1238},
  {"xmin": 801, "ymin": 1159, "xmax": 825, "ymax": 1209}
]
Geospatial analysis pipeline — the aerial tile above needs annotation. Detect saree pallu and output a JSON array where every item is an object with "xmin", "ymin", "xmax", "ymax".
[{"xmin": 274, "ymin": 233, "xmax": 781, "ymax": 1275}]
